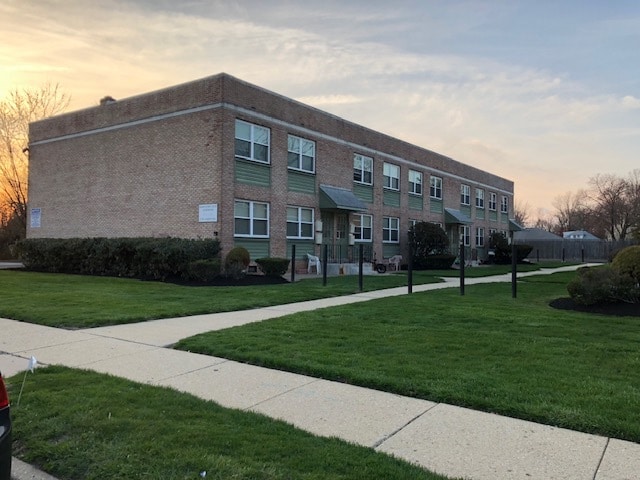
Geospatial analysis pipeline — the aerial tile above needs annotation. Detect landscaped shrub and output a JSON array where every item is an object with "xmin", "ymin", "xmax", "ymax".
[
  {"xmin": 567, "ymin": 265, "xmax": 639, "ymax": 305},
  {"xmin": 489, "ymin": 232, "xmax": 532, "ymax": 264},
  {"xmin": 255, "ymin": 257, "xmax": 290, "ymax": 277},
  {"xmin": 417, "ymin": 254, "xmax": 457, "ymax": 270},
  {"xmin": 224, "ymin": 246, "xmax": 251, "ymax": 279},
  {"xmin": 408, "ymin": 222, "xmax": 453, "ymax": 270},
  {"xmin": 16, "ymin": 237, "xmax": 221, "ymax": 281},
  {"xmin": 185, "ymin": 258, "xmax": 222, "ymax": 282},
  {"xmin": 611, "ymin": 245, "xmax": 640, "ymax": 284}
]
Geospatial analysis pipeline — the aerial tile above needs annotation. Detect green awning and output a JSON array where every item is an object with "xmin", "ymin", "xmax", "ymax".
[
  {"xmin": 444, "ymin": 208, "xmax": 473, "ymax": 225},
  {"xmin": 319, "ymin": 185, "xmax": 367, "ymax": 212},
  {"xmin": 509, "ymin": 219, "xmax": 523, "ymax": 232}
]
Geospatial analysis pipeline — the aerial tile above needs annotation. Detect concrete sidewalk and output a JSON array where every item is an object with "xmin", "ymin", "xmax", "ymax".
[{"xmin": 2, "ymin": 265, "xmax": 639, "ymax": 479}]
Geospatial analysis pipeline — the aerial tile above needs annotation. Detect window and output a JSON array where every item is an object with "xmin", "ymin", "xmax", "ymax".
[
  {"xmin": 409, "ymin": 219, "xmax": 418, "ymax": 229},
  {"xmin": 409, "ymin": 170, "xmax": 422, "ymax": 195},
  {"xmin": 476, "ymin": 189, "xmax": 485, "ymax": 209},
  {"xmin": 501, "ymin": 196, "xmax": 509, "ymax": 214},
  {"xmin": 476, "ymin": 227, "xmax": 485, "ymax": 247},
  {"xmin": 489, "ymin": 192, "xmax": 497, "ymax": 211},
  {"xmin": 286, "ymin": 206, "xmax": 314, "ymax": 239},
  {"xmin": 460, "ymin": 184, "xmax": 470, "ymax": 205},
  {"xmin": 353, "ymin": 214, "xmax": 373, "ymax": 241},
  {"xmin": 489, "ymin": 228, "xmax": 497, "ymax": 235},
  {"xmin": 353, "ymin": 154, "xmax": 373, "ymax": 185},
  {"xmin": 383, "ymin": 216, "xmax": 400, "ymax": 243},
  {"xmin": 234, "ymin": 200, "xmax": 269, "ymax": 237},
  {"xmin": 461, "ymin": 225, "xmax": 470, "ymax": 246},
  {"xmin": 235, "ymin": 120, "xmax": 270, "ymax": 163},
  {"xmin": 383, "ymin": 163, "xmax": 400, "ymax": 190},
  {"xmin": 430, "ymin": 176, "xmax": 442, "ymax": 199},
  {"xmin": 287, "ymin": 135, "xmax": 315, "ymax": 173}
]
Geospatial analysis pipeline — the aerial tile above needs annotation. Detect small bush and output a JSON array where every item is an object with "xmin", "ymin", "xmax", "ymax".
[
  {"xmin": 255, "ymin": 257, "xmax": 290, "ymax": 277},
  {"xmin": 567, "ymin": 266, "xmax": 639, "ymax": 305},
  {"xmin": 224, "ymin": 246, "xmax": 251, "ymax": 279},
  {"xmin": 489, "ymin": 232, "xmax": 532, "ymax": 264},
  {"xmin": 611, "ymin": 245, "xmax": 640, "ymax": 284},
  {"xmin": 414, "ymin": 254, "xmax": 457, "ymax": 270},
  {"xmin": 185, "ymin": 259, "xmax": 222, "ymax": 282}
]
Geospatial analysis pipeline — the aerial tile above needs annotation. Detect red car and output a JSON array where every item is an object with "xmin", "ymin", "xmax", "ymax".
[{"xmin": 0, "ymin": 371, "xmax": 10, "ymax": 480}]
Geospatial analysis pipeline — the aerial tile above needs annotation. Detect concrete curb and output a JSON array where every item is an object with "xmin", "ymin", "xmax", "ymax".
[{"xmin": 11, "ymin": 457, "xmax": 59, "ymax": 480}]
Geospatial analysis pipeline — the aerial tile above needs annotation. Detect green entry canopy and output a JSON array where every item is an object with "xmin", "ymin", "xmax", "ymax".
[
  {"xmin": 509, "ymin": 219, "xmax": 524, "ymax": 232},
  {"xmin": 319, "ymin": 185, "xmax": 367, "ymax": 212},
  {"xmin": 444, "ymin": 208, "xmax": 473, "ymax": 225}
]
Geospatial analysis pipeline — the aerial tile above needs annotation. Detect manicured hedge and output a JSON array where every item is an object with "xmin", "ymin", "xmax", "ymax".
[
  {"xmin": 16, "ymin": 237, "xmax": 221, "ymax": 281},
  {"xmin": 413, "ymin": 254, "xmax": 457, "ymax": 270},
  {"xmin": 255, "ymin": 257, "xmax": 290, "ymax": 277}
]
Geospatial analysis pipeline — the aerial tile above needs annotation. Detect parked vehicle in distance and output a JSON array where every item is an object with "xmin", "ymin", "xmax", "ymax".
[{"xmin": 0, "ymin": 371, "xmax": 11, "ymax": 480}]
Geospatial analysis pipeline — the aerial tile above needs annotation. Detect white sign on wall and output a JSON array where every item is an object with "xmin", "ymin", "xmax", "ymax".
[
  {"xmin": 30, "ymin": 208, "xmax": 42, "ymax": 228},
  {"xmin": 198, "ymin": 204, "xmax": 218, "ymax": 223}
]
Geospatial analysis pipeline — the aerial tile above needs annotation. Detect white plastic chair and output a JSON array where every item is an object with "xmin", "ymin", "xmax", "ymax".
[
  {"xmin": 307, "ymin": 253, "xmax": 321, "ymax": 274},
  {"xmin": 388, "ymin": 255, "xmax": 402, "ymax": 271}
]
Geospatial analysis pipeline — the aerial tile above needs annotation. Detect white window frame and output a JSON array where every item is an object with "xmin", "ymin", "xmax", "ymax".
[
  {"xmin": 409, "ymin": 170, "xmax": 422, "ymax": 195},
  {"xmin": 476, "ymin": 188, "xmax": 485, "ymax": 209},
  {"xmin": 460, "ymin": 184, "xmax": 471, "ymax": 205},
  {"xmin": 501, "ymin": 196, "xmax": 509, "ymax": 214},
  {"xmin": 430, "ymin": 176, "xmax": 442, "ymax": 199},
  {"xmin": 383, "ymin": 216, "xmax": 400, "ymax": 243},
  {"xmin": 287, "ymin": 135, "xmax": 315, "ymax": 173},
  {"xmin": 235, "ymin": 119, "xmax": 270, "ymax": 164},
  {"xmin": 461, "ymin": 225, "xmax": 471, "ymax": 246},
  {"xmin": 353, "ymin": 214, "xmax": 373, "ymax": 242},
  {"xmin": 383, "ymin": 163, "xmax": 400, "ymax": 191},
  {"xmin": 353, "ymin": 154, "xmax": 373, "ymax": 185},
  {"xmin": 286, "ymin": 206, "xmax": 314, "ymax": 239},
  {"xmin": 234, "ymin": 200, "xmax": 270, "ymax": 238},
  {"xmin": 476, "ymin": 227, "xmax": 485, "ymax": 247},
  {"xmin": 489, "ymin": 192, "xmax": 497, "ymax": 211}
]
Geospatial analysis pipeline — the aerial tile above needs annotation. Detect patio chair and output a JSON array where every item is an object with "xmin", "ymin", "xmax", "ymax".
[
  {"xmin": 388, "ymin": 255, "xmax": 402, "ymax": 271},
  {"xmin": 307, "ymin": 253, "xmax": 321, "ymax": 274}
]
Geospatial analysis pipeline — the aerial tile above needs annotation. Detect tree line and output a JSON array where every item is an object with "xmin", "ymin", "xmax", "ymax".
[{"xmin": 515, "ymin": 170, "xmax": 640, "ymax": 241}]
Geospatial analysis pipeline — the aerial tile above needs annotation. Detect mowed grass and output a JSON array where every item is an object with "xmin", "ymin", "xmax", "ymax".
[
  {"xmin": 176, "ymin": 272, "xmax": 640, "ymax": 443},
  {"xmin": 0, "ymin": 269, "xmax": 441, "ymax": 328},
  {"xmin": 8, "ymin": 366, "xmax": 447, "ymax": 480}
]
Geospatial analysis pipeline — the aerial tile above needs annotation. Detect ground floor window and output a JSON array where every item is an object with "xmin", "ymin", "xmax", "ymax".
[
  {"xmin": 461, "ymin": 225, "xmax": 470, "ymax": 246},
  {"xmin": 476, "ymin": 227, "xmax": 485, "ymax": 247},
  {"xmin": 353, "ymin": 214, "xmax": 373, "ymax": 241},
  {"xmin": 234, "ymin": 200, "xmax": 269, "ymax": 237},
  {"xmin": 286, "ymin": 206, "xmax": 314, "ymax": 239},
  {"xmin": 383, "ymin": 216, "xmax": 400, "ymax": 243}
]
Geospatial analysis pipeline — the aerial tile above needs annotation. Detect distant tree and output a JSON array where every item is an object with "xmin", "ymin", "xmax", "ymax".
[
  {"xmin": 552, "ymin": 190, "xmax": 590, "ymax": 233},
  {"xmin": 588, "ymin": 173, "xmax": 633, "ymax": 240},
  {"xmin": 0, "ymin": 83, "xmax": 70, "ymax": 238},
  {"xmin": 513, "ymin": 200, "xmax": 531, "ymax": 227},
  {"xmin": 532, "ymin": 208, "xmax": 558, "ymax": 233}
]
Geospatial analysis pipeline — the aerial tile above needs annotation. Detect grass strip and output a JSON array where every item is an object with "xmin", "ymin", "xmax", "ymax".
[
  {"xmin": 8, "ymin": 366, "xmax": 448, "ymax": 480},
  {"xmin": 175, "ymin": 272, "xmax": 640, "ymax": 443}
]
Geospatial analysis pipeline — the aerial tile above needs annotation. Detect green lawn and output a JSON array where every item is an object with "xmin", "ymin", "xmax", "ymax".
[
  {"xmin": 8, "ymin": 366, "xmax": 447, "ymax": 480},
  {"xmin": 176, "ymin": 271, "xmax": 640, "ymax": 443}
]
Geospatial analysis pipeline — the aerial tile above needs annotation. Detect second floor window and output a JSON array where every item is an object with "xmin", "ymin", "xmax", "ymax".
[
  {"xmin": 489, "ymin": 192, "xmax": 497, "ymax": 211},
  {"xmin": 354, "ymin": 154, "xmax": 373, "ymax": 185},
  {"xmin": 476, "ymin": 189, "xmax": 485, "ymax": 209},
  {"xmin": 430, "ymin": 176, "xmax": 442, "ymax": 199},
  {"xmin": 461, "ymin": 184, "xmax": 470, "ymax": 205},
  {"xmin": 501, "ymin": 196, "xmax": 509, "ymax": 214},
  {"xmin": 235, "ymin": 119, "xmax": 270, "ymax": 163},
  {"xmin": 383, "ymin": 163, "xmax": 400, "ymax": 190},
  {"xmin": 409, "ymin": 170, "xmax": 422, "ymax": 195},
  {"xmin": 288, "ymin": 135, "xmax": 315, "ymax": 173}
]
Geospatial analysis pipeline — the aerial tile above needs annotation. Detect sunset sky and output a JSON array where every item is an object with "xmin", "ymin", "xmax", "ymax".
[{"xmin": 2, "ymin": 0, "xmax": 639, "ymax": 216}]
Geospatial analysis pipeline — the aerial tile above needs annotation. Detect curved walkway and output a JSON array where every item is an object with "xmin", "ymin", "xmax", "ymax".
[{"xmin": 2, "ymin": 264, "xmax": 638, "ymax": 480}]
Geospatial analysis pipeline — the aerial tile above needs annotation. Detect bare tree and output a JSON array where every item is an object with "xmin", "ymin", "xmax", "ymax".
[
  {"xmin": 552, "ymin": 190, "xmax": 590, "ymax": 233},
  {"xmin": 588, "ymin": 173, "xmax": 633, "ymax": 240},
  {"xmin": 513, "ymin": 200, "xmax": 531, "ymax": 227},
  {"xmin": 532, "ymin": 208, "xmax": 558, "ymax": 233},
  {"xmin": 0, "ymin": 83, "xmax": 70, "ymax": 235}
]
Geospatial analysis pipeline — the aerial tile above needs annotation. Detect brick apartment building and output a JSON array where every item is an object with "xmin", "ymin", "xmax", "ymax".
[{"xmin": 27, "ymin": 73, "xmax": 515, "ymax": 271}]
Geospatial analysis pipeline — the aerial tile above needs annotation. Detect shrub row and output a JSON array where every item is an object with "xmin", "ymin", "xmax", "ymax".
[
  {"xmin": 413, "ymin": 254, "xmax": 457, "ymax": 270},
  {"xmin": 17, "ymin": 237, "xmax": 221, "ymax": 281},
  {"xmin": 255, "ymin": 257, "xmax": 290, "ymax": 277}
]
